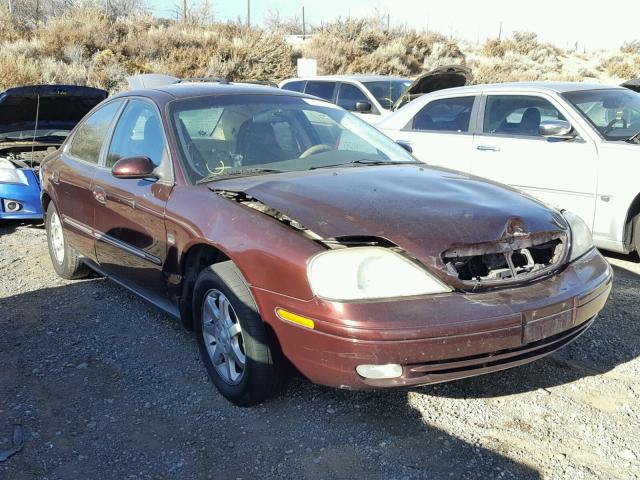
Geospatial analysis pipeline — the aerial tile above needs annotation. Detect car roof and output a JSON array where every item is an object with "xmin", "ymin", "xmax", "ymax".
[
  {"xmin": 283, "ymin": 75, "xmax": 411, "ymax": 83},
  {"xmin": 114, "ymin": 82, "xmax": 305, "ymax": 100},
  {"xmin": 426, "ymin": 81, "xmax": 628, "ymax": 96}
]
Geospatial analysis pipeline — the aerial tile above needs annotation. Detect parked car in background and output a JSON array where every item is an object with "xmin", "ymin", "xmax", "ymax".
[
  {"xmin": 41, "ymin": 82, "xmax": 611, "ymax": 405},
  {"xmin": 279, "ymin": 66, "xmax": 471, "ymax": 124},
  {"xmin": 0, "ymin": 85, "xmax": 107, "ymax": 220},
  {"xmin": 378, "ymin": 82, "xmax": 640, "ymax": 255}
]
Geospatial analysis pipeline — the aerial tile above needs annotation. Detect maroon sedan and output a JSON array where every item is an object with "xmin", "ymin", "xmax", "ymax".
[{"xmin": 40, "ymin": 83, "xmax": 612, "ymax": 405}]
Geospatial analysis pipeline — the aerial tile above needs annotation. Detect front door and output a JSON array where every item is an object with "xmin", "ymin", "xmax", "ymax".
[
  {"xmin": 91, "ymin": 99, "xmax": 173, "ymax": 298},
  {"xmin": 471, "ymin": 93, "xmax": 599, "ymax": 228},
  {"xmin": 57, "ymin": 100, "xmax": 123, "ymax": 259}
]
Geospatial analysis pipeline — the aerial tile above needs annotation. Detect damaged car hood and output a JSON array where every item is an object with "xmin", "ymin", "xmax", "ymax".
[
  {"xmin": 210, "ymin": 165, "xmax": 568, "ymax": 280},
  {"xmin": 0, "ymin": 85, "xmax": 107, "ymax": 135}
]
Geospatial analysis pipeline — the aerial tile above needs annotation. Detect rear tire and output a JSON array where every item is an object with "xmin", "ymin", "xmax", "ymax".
[
  {"xmin": 193, "ymin": 261, "xmax": 285, "ymax": 406},
  {"xmin": 45, "ymin": 202, "xmax": 90, "ymax": 280}
]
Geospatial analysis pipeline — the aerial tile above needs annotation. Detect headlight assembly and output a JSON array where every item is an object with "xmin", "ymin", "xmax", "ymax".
[
  {"xmin": 563, "ymin": 210, "xmax": 594, "ymax": 262},
  {"xmin": 307, "ymin": 246, "xmax": 451, "ymax": 301},
  {"xmin": 0, "ymin": 159, "xmax": 27, "ymax": 185}
]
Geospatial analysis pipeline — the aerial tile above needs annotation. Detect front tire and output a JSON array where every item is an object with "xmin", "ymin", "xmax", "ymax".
[
  {"xmin": 45, "ymin": 202, "xmax": 90, "ymax": 280},
  {"xmin": 193, "ymin": 261, "xmax": 285, "ymax": 406}
]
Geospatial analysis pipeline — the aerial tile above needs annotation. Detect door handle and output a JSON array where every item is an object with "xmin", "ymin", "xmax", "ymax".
[
  {"xmin": 476, "ymin": 145, "xmax": 500, "ymax": 152},
  {"xmin": 92, "ymin": 185, "xmax": 107, "ymax": 205},
  {"xmin": 51, "ymin": 170, "xmax": 60, "ymax": 185}
]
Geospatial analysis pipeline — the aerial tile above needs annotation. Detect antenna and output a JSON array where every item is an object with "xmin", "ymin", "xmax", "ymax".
[{"xmin": 30, "ymin": 94, "xmax": 40, "ymax": 169}]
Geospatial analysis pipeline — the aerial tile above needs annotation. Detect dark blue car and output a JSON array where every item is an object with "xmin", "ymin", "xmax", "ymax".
[{"xmin": 0, "ymin": 84, "xmax": 107, "ymax": 220}]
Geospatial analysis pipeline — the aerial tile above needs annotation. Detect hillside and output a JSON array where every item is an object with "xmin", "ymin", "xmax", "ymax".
[{"xmin": 1, "ymin": 8, "xmax": 639, "ymax": 92}]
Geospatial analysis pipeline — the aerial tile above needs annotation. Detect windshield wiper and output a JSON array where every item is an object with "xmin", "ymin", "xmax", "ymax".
[
  {"xmin": 625, "ymin": 130, "xmax": 640, "ymax": 144},
  {"xmin": 310, "ymin": 159, "xmax": 420, "ymax": 170},
  {"xmin": 196, "ymin": 168, "xmax": 286, "ymax": 184}
]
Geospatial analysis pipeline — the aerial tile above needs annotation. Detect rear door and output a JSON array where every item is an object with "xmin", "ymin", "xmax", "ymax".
[
  {"xmin": 392, "ymin": 95, "xmax": 478, "ymax": 172},
  {"xmin": 91, "ymin": 98, "xmax": 173, "ymax": 298},
  {"xmin": 57, "ymin": 100, "xmax": 123, "ymax": 259},
  {"xmin": 471, "ymin": 93, "xmax": 598, "ymax": 227}
]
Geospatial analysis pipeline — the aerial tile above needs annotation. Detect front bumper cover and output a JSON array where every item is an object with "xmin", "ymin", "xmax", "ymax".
[
  {"xmin": 0, "ymin": 169, "xmax": 42, "ymax": 220},
  {"xmin": 253, "ymin": 248, "xmax": 613, "ymax": 389}
]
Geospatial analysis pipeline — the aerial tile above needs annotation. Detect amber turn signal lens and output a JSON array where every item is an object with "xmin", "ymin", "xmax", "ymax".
[{"xmin": 275, "ymin": 308, "xmax": 315, "ymax": 329}]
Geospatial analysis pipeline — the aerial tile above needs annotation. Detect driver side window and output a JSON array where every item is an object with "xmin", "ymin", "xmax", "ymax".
[
  {"xmin": 106, "ymin": 100, "xmax": 167, "ymax": 169},
  {"xmin": 483, "ymin": 95, "xmax": 566, "ymax": 137}
]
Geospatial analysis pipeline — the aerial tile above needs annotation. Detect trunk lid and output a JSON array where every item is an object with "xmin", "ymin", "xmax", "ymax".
[
  {"xmin": 394, "ymin": 65, "xmax": 473, "ymax": 110},
  {"xmin": 622, "ymin": 79, "xmax": 640, "ymax": 93}
]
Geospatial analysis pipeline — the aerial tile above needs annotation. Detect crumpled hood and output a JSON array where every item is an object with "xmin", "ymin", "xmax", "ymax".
[
  {"xmin": 211, "ymin": 165, "xmax": 567, "ymax": 270},
  {"xmin": 0, "ymin": 85, "xmax": 107, "ymax": 134}
]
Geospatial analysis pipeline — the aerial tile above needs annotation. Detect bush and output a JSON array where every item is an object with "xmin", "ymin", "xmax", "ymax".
[{"xmin": 0, "ymin": 8, "xmax": 632, "ymax": 92}]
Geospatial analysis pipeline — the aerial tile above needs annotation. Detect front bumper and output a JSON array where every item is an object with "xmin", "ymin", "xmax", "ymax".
[
  {"xmin": 0, "ymin": 170, "xmax": 43, "ymax": 220},
  {"xmin": 253, "ymin": 248, "xmax": 613, "ymax": 389}
]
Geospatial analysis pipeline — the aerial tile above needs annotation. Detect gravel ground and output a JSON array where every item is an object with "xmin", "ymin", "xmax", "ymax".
[{"xmin": 0, "ymin": 220, "xmax": 639, "ymax": 480}]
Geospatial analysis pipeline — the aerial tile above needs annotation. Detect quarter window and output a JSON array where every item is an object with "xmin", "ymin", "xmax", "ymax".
[
  {"xmin": 412, "ymin": 96, "xmax": 475, "ymax": 132},
  {"xmin": 483, "ymin": 95, "xmax": 566, "ymax": 137},
  {"xmin": 337, "ymin": 84, "xmax": 370, "ymax": 111},
  {"xmin": 68, "ymin": 101, "xmax": 121, "ymax": 164},
  {"xmin": 304, "ymin": 81, "xmax": 336, "ymax": 101},
  {"xmin": 106, "ymin": 100, "xmax": 167, "ymax": 168}
]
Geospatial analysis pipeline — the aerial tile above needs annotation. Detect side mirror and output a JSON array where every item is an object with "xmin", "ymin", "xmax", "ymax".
[
  {"xmin": 539, "ymin": 120, "xmax": 576, "ymax": 140},
  {"xmin": 111, "ymin": 156, "xmax": 157, "ymax": 179},
  {"xmin": 355, "ymin": 101, "xmax": 372, "ymax": 113},
  {"xmin": 396, "ymin": 140, "xmax": 413, "ymax": 154}
]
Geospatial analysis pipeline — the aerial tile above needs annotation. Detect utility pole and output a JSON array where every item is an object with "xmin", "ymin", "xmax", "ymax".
[
  {"xmin": 246, "ymin": 0, "xmax": 250, "ymax": 27},
  {"xmin": 302, "ymin": 6, "xmax": 305, "ymax": 37},
  {"xmin": 387, "ymin": 13, "xmax": 390, "ymax": 31},
  {"xmin": 183, "ymin": 0, "xmax": 187, "ymax": 22},
  {"xmin": 104, "ymin": 0, "xmax": 108, "ymax": 16},
  {"xmin": 498, "ymin": 21, "xmax": 502, "ymax": 41},
  {"xmin": 7, "ymin": 0, "xmax": 12, "ymax": 16}
]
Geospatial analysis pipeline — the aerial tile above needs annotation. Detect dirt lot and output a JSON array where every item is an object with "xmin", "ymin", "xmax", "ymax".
[{"xmin": 0, "ymin": 221, "xmax": 638, "ymax": 480}]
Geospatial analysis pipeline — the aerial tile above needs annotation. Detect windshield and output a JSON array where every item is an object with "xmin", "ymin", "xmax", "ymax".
[
  {"xmin": 362, "ymin": 80, "xmax": 412, "ymax": 110},
  {"xmin": 562, "ymin": 89, "xmax": 640, "ymax": 141},
  {"xmin": 170, "ymin": 94, "xmax": 417, "ymax": 183}
]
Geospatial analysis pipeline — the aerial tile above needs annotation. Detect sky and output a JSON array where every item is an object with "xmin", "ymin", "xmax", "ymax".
[{"xmin": 147, "ymin": 0, "xmax": 640, "ymax": 51}]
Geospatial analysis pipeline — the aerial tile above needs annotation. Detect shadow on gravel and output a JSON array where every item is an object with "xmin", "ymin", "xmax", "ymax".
[
  {"xmin": 0, "ymin": 220, "xmax": 42, "ymax": 237},
  {"xmin": 0, "ymin": 280, "xmax": 542, "ymax": 479}
]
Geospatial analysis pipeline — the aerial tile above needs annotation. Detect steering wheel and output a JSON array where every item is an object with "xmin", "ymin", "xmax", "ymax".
[
  {"xmin": 299, "ymin": 144, "xmax": 334, "ymax": 158},
  {"xmin": 603, "ymin": 115, "xmax": 628, "ymax": 135}
]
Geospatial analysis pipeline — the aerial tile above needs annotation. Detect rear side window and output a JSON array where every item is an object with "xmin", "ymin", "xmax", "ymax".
[
  {"xmin": 282, "ymin": 81, "xmax": 306, "ymax": 93},
  {"xmin": 337, "ymin": 83, "xmax": 369, "ymax": 111},
  {"xmin": 68, "ymin": 101, "xmax": 121, "ymax": 164},
  {"xmin": 483, "ymin": 95, "xmax": 566, "ymax": 137},
  {"xmin": 305, "ymin": 81, "xmax": 336, "ymax": 101},
  {"xmin": 412, "ymin": 96, "xmax": 475, "ymax": 132},
  {"xmin": 106, "ymin": 100, "xmax": 167, "ymax": 168}
]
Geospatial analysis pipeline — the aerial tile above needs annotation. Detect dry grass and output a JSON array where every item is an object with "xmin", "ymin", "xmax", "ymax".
[{"xmin": 0, "ymin": 7, "xmax": 637, "ymax": 92}]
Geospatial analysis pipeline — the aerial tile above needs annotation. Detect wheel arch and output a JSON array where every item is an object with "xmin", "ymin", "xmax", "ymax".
[
  {"xmin": 177, "ymin": 242, "xmax": 231, "ymax": 330},
  {"xmin": 624, "ymin": 192, "xmax": 640, "ymax": 251},
  {"xmin": 41, "ymin": 191, "xmax": 52, "ymax": 214}
]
